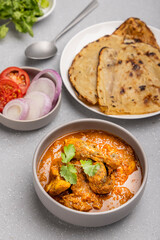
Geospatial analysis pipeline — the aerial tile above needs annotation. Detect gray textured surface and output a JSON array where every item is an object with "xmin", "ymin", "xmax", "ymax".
[{"xmin": 0, "ymin": 0, "xmax": 160, "ymax": 239}]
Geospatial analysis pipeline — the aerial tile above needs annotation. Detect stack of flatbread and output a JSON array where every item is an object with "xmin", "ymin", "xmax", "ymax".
[{"xmin": 68, "ymin": 17, "xmax": 160, "ymax": 115}]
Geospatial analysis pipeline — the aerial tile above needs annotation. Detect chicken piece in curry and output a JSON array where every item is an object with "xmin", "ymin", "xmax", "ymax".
[
  {"xmin": 37, "ymin": 130, "xmax": 142, "ymax": 212},
  {"xmin": 65, "ymin": 138, "xmax": 121, "ymax": 169}
]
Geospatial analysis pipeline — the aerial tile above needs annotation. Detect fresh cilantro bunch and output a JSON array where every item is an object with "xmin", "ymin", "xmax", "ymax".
[
  {"xmin": 60, "ymin": 144, "xmax": 100, "ymax": 184},
  {"xmin": 0, "ymin": 0, "xmax": 49, "ymax": 39}
]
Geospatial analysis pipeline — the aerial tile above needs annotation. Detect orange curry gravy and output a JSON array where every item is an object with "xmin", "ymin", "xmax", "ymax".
[{"xmin": 37, "ymin": 130, "xmax": 142, "ymax": 212}]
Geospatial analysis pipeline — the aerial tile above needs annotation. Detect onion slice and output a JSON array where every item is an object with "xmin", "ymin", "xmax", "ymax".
[
  {"xmin": 24, "ymin": 91, "xmax": 52, "ymax": 120},
  {"xmin": 32, "ymin": 69, "xmax": 62, "ymax": 106},
  {"xmin": 3, "ymin": 98, "xmax": 29, "ymax": 120},
  {"xmin": 27, "ymin": 77, "xmax": 56, "ymax": 102}
]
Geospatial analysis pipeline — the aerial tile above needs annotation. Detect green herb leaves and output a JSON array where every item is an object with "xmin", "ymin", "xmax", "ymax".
[
  {"xmin": 60, "ymin": 144, "xmax": 100, "ymax": 184},
  {"xmin": 0, "ymin": 0, "xmax": 49, "ymax": 39},
  {"xmin": 0, "ymin": 24, "xmax": 9, "ymax": 39},
  {"xmin": 60, "ymin": 165, "xmax": 77, "ymax": 185},
  {"xmin": 61, "ymin": 144, "xmax": 76, "ymax": 163},
  {"xmin": 80, "ymin": 160, "xmax": 100, "ymax": 177},
  {"xmin": 40, "ymin": 0, "xmax": 49, "ymax": 8},
  {"xmin": 60, "ymin": 144, "xmax": 77, "ymax": 184}
]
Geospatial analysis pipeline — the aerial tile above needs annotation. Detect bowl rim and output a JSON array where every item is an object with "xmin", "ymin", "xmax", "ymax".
[
  {"xmin": 37, "ymin": 0, "xmax": 56, "ymax": 22},
  {"xmin": 0, "ymin": 66, "xmax": 61, "ymax": 123},
  {"xmin": 33, "ymin": 118, "xmax": 148, "ymax": 216}
]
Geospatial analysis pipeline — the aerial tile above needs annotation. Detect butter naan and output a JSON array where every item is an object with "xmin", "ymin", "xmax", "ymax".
[{"xmin": 97, "ymin": 43, "xmax": 160, "ymax": 115}]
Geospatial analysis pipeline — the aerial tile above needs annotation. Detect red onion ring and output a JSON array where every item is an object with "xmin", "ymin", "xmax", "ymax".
[
  {"xmin": 24, "ymin": 91, "xmax": 52, "ymax": 120},
  {"xmin": 27, "ymin": 77, "xmax": 56, "ymax": 102},
  {"xmin": 3, "ymin": 98, "xmax": 29, "ymax": 120},
  {"xmin": 32, "ymin": 69, "xmax": 62, "ymax": 107}
]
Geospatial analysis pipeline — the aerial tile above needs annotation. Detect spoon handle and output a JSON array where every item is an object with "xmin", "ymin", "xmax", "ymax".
[{"xmin": 53, "ymin": 0, "xmax": 98, "ymax": 43}]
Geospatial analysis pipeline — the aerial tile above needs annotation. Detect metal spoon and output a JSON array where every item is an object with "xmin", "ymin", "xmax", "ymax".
[{"xmin": 25, "ymin": 0, "xmax": 98, "ymax": 60}]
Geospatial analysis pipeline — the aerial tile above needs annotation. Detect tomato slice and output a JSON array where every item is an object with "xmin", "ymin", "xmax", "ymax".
[
  {"xmin": 0, "ymin": 67, "xmax": 30, "ymax": 95},
  {"xmin": 0, "ymin": 79, "xmax": 23, "ymax": 112}
]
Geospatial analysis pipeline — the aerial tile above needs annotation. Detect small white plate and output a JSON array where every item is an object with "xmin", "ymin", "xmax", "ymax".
[
  {"xmin": 60, "ymin": 21, "xmax": 160, "ymax": 119},
  {"xmin": 37, "ymin": 0, "xmax": 56, "ymax": 22}
]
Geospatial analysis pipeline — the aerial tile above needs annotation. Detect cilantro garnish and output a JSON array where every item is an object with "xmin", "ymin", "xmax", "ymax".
[
  {"xmin": 80, "ymin": 160, "xmax": 100, "ymax": 177},
  {"xmin": 60, "ymin": 144, "xmax": 100, "ymax": 184},
  {"xmin": 0, "ymin": 0, "xmax": 49, "ymax": 39},
  {"xmin": 61, "ymin": 144, "xmax": 76, "ymax": 163},
  {"xmin": 60, "ymin": 164, "xmax": 77, "ymax": 185}
]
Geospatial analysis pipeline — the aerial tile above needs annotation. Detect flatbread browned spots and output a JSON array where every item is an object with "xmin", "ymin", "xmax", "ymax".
[
  {"xmin": 68, "ymin": 17, "xmax": 160, "ymax": 115},
  {"xmin": 113, "ymin": 17, "xmax": 160, "ymax": 49},
  {"xmin": 68, "ymin": 35, "xmax": 124, "ymax": 105},
  {"xmin": 97, "ymin": 43, "xmax": 160, "ymax": 115}
]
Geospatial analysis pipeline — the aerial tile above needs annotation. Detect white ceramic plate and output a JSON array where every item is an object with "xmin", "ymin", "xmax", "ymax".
[
  {"xmin": 37, "ymin": 0, "xmax": 56, "ymax": 22},
  {"xmin": 60, "ymin": 21, "xmax": 160, "ymax": 119}
]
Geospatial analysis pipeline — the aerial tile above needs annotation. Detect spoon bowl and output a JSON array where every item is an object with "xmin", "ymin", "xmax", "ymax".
[
  {"xmin": 25, "ymin": 0, "xmax": 98, "ymax": 60},
  {"xmin": 25, "ymin": 41, "xmax": 57, "ymax": 60}
]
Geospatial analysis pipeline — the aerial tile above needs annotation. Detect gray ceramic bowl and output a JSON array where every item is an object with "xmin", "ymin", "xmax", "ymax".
[
  {"xmin": 0, "ymin": 67, "xmax": 61, "ymax": 131},
  {"xmin": 33, "ymin": 119, "xmax": 148, "ymax": 227}
]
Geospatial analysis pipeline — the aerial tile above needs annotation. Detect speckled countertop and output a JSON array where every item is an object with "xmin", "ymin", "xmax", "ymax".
[{"xmin": 0, "ymin": 0, "xmax": 160, "ymax": 239}]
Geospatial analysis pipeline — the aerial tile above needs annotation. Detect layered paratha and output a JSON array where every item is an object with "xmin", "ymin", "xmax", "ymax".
[
  {"xmin": 113, "ymin": 17, "xmax": 160, "ymax": 49},
  {"xmin": 97, "ymin": 43, "xmax": 160, "ymax": 114},
  {"xmin": 68, "ymin": 35, "xmax": 124, "ymax": 105},
  {"xmin": 68, "ymin": 17, "xmax": 160, "ymax": 115}
]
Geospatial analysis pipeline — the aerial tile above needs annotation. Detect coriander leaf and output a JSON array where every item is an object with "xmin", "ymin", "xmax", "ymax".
[
  {"xmin": 60, "ymin": 164, "xmax": 77, "ymax": 184},
  {"xmin": 0, "ymin": 24, "xmax": 9, "ymax": 39},
  {"xmin": 12, "ymin": 11, "xmax": 22, "ymax": 21},
  {"xmin": 0, "ymin": 0, "xmax": 12, "ymax": 19},
  {"xmin": 22, "ymin": 20, "xmax": 34, "ymax": 37},
  {"xmin": 80, "ymin": 160, "xmax": 100, "ymax": 177},
  {"xmin": 61, "ymin": 144, "xmax": 75, "ymax": 163},
  {"xmin": 40, "ymin": 0, "xmax": 49, "ymax": 8},
  {"xmin": 13, "ymin": 21, "xmax": 23, "ymax": 33},
  {"xmin": 0, "ymin": 0, "xmax": 45, "ymax": 39}
]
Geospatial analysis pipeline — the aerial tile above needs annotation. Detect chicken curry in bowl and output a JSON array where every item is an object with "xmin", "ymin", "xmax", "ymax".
[{"xmin": 37, "ymin": 130, "xmax": 142, "ymax": 212}]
